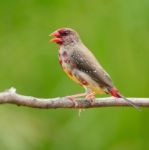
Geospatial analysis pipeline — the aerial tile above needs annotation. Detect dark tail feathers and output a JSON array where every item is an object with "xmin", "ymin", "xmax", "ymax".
[{"xmin": 109, "ymin": 87, "xmax": 140, "ymax": 111}]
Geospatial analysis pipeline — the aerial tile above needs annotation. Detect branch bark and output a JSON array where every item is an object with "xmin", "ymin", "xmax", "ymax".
[{"xmin": 0, "ymin": 87, "xmax": 148, "ymax": 109}]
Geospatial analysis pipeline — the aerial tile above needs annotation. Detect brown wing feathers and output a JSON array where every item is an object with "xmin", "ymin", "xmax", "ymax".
[{"xmin": 70, "ymin": 50, "xmax": 114, "ymax": 89}]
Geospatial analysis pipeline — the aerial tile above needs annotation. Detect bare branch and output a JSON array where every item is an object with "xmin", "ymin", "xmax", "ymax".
[{"xmin": 0, "ymin": 87, "xmax": 148, "ymax": 109}]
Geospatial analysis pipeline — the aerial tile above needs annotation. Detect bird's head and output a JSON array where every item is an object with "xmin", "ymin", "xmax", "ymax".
[{"xmin": 50, "ymin": 28, "xmax": 80, "ymax": 46}]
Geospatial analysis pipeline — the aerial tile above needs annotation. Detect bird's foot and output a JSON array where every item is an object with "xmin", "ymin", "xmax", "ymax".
[
  {"xmin": 66, "ymin": 96, "xmax": 78, "ymax": 107},
  {"xmin": 66, "ymin": 93, "xmax": 87, "ymax": 107},
  {"xmin": 66, "ymin": 92, "xmax": 95, "ymax": 107},
  {"xmin": 85, "ymin": 92, "xmax": 95, "ymax": 105}
]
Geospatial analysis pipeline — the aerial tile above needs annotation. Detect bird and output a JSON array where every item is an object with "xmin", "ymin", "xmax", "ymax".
[{"xmin": 49, "ymin": 27, "xmax": 139, "ymax": 109}]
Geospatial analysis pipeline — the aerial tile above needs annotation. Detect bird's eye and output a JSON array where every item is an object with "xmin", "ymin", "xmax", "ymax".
[{"xmin": 61, "ymin": 31, "xmax": 69, "ymax": 36}]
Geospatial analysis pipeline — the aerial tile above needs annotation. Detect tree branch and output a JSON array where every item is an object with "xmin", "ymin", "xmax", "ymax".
[{"xmin": 0, "ymin": 87, "xmax": 148, "ymax": 109}]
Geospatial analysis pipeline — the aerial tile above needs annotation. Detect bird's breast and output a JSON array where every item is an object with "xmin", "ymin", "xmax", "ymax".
[
  {"xmin": 59, "ymin": 48, "xmax": 73, "ymax": 73},
  {"xmin": 59, "ymin": 48, "xmax": 69, "ymax": 66},
  {"xmin": 58, "ymin": 47, "xmax": 82, "ymax": 84}
]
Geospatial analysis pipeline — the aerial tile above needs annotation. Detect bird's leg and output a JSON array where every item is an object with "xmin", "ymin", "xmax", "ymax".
[
  {"xmin": 85, "ymin": 92, "xmax": 95, "ymax": 101},
  {"xmin": 66, "ymin": 93, "xmax": 87, "ymax": 107},
  {"xmin": 85, "ymin": 89, "xmax": 95, "ymax": 104},
  {"xmin": 67, "ymin": 93, "xmax": 87, "ymax": 99}
]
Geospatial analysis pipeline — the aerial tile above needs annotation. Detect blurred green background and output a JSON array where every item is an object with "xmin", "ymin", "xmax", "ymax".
[{"xmin": 0, "ymin": 0, "xmax": 149, "ymax": 149}]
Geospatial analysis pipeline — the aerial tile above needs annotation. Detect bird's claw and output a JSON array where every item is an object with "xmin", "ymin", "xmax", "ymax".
[
  {"xmin": 66, "ymin": 96, "xmax": 78, "ymax": 107},
  {"xmin": 85, "ymin": 92, "xmax": 95, "ymax": 105}
]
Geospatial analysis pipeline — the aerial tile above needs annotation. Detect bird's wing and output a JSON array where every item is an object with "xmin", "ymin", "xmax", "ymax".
[{"xmin": 70, "ymin": 47, "xmax": 114, "ymax": 88}]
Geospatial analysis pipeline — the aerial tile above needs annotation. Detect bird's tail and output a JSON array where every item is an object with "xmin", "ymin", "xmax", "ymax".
[{"xmin": 109, "ymin": 87, "xmax": 140, "ymax": 111}]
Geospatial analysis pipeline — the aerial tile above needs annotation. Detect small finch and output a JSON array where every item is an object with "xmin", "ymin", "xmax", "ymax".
[{"xmin": 50, "ymin": 27, "xmax": 139, "ymax": 109}]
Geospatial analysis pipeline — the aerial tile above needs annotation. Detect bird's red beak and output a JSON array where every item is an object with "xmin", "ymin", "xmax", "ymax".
[
  {"xmin": 49, "ymin": 31, "xmax": 62, "ymax": 43},
  {"xmin": 50, "ymin": 31, "xmax": 60, "ymax": 37}
]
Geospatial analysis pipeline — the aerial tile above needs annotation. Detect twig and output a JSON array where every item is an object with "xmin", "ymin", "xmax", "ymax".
[{"xmin": 0, "ymin": 87, "xmax": 148, "ymax": 109}]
